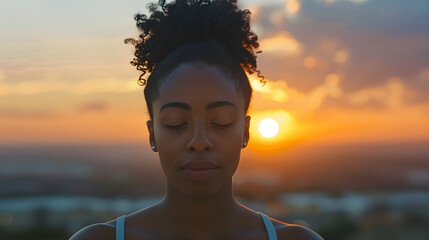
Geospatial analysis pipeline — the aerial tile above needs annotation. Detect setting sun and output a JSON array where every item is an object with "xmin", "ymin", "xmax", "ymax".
[{"xmin": 258, "ymin": 118, "xmax": 280, "ymax": 138}]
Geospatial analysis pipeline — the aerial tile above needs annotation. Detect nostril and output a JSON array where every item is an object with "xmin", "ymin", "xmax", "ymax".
[{"xmin": 186, "ymin": 136, "xmax": 213, "ymax": 152}]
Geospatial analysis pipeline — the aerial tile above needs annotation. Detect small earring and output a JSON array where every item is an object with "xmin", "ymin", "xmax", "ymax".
[
  {"xmin": 151, "ymin": 145, "xmax": 156, "ymax": 150},
  {"xmin": 243, "ymin": 142, "xmax": 247, "ymax": 147}
]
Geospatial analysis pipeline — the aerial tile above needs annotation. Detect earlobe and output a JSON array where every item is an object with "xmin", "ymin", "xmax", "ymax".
[
  {"xmin": 147, "ymin": 120, "xmax": 157, "ymax": 152},
  {"xmin": 243, "ymin": 116, "xmax": 251, "ymax": 148}
]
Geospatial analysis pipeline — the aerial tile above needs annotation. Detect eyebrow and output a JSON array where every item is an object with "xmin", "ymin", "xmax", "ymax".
[
  {"xmin": 160, "ymin": 101, "xmax": 237, "ymax": 113},
  {"xmin": 160, "ymin": 102, "xmax": 191, "ymax": 112}
]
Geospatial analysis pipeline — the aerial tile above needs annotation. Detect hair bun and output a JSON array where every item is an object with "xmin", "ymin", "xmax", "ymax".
[{"xmin": 125, "ymin": 0, "xmax": 264, "ymax": 86}]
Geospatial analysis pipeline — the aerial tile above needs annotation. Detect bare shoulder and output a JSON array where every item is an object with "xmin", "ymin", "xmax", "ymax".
[
  {"xmin": 69, "ymin": 221, "xmax": 116, "ymax": 240},
  {"xmin": 272, "ymin": 218, "xmax": 324, "ymax": 240}
]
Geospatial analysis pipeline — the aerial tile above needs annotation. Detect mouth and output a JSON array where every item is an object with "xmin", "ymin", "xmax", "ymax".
[
  {"xmin": 181, "ymin": 161, "xmax": 219, "ymax": 170},
  {"xmin": 180, "ymin": 166, "xmax": 220, "ymax": 179},
  {"xmin": 180, "ymin": 161, "xmax": 220, "ymax": 179}
]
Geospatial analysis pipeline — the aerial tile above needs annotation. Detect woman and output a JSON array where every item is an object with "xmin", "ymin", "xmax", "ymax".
[{"xmin": 70, "ymin": 0, "xmax": 323, "ymax": 239}]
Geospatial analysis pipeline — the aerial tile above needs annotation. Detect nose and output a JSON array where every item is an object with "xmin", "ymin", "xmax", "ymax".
[{"xmin": 186, "ymin": 122, "xmax": 213, "ymax": 152}]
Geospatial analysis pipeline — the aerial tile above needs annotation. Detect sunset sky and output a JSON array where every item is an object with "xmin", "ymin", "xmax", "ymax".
[{"xmin": 1, "ymin": 0, "xmax": 428, "ymax": 155}]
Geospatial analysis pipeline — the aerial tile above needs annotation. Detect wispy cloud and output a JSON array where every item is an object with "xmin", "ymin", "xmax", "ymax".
[
  {"xmin": 78, "ymin": 101, "xmax": 110, "ymax": 113},
  {"xmin": 250, "ymin": 73, "xmax": 343, "ymax": 110},
  {"xmin": 268, "ymin": 0, "xmax": 301, "ymax": 26},
  {"xmin": 0, "ymin": 109, "xmax": 60, "ymax": 119},
  {"xmin": 347, "ymin": 77, "xmax": 407, "ymax": 108},
  {"xmin": 250, "ymin": 73, "xmax": 420, "ymax": 112},
  {"xmin": 259, "ymin": 31, "xmax": 304, "ymax": 57},
  {"xmin": 0, "ymin": 77, "xmax": 140, "ymax": 96}
]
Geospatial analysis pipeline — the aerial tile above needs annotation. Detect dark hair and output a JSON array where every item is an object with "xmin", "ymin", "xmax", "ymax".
[{"xmin": 125, "ymin": 0, "xmax": 265, "ymax": 119}]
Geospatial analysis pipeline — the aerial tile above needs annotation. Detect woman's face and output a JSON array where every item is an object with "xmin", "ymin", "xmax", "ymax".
[{"xmin": 147, "ymin": 62, "xmax": 250, "ymax": 199}]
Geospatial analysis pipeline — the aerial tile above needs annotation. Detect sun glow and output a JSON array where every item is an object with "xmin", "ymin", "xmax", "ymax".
[{"xmin": 258, "ymin": 118, "xmax": 280, "ymax": 138}]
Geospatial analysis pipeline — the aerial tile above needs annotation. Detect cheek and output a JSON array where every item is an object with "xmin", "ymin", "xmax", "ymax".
[
  {"xmin": 212, "ymin": 126, "xmax": 244, "ymax": 163},
  {"xmin": 215, "ymin": 139, "xmax": 242, "ymax": 178},
  {"xmin": 153, "ymin": 123, "xmax": 184, "ymax": 150},
  {"xmin": 213, "ymin": 122, "xmax": 245, "ymax": 144},
  {"xmin": 152, "ymin": 127, "xmax": 183, "ymax": 173},
  {"xmin": 213, "ymin": 132, "xmax": 242, "ymax": 152}
]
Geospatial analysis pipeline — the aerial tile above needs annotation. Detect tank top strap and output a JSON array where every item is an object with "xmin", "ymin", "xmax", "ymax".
[
  {"xmin": 116, "ymin": 215, "xmax": 125, "ymax": 240},
  {"xmin": 257, "ymin": 212, "xmax": 278, "ymax": 240}
]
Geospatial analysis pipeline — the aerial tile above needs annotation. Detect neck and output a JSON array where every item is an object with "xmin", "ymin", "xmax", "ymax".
[{"xmin": 157, "ymin": 180, "xmax": 244, "ymax": 239}]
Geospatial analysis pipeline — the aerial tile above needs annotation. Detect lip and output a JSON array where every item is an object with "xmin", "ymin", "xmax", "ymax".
[
  {"xmin": 181, "ymin": 168, "xmax": 219, "ymax": 180},
  {"xmin": 181, "ymin": 161, "xmax": 219, "ymax": 170},
  {"xmin": 180, "ymin": 161, "xmax": 220, "ymax": 180}
]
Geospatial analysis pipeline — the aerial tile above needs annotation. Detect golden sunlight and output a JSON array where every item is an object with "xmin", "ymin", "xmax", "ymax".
[
  {"xmin": 259, "ymin": 32, "xmax": 303, "ymax": 57},
  {"xmin": 248, "ymin": 109, "xmax": 296, "ymax": 152},
  {"xmin": 259, "ymin": 118, "xmax": 280, "ymax": 138}
]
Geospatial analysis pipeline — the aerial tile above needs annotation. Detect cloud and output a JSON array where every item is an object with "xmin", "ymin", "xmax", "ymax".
[
  {"xmin": 73, "ymin": 78, "xmax": 140, "ymax": 95},
  {"xmin": 78, "ymin": 101, "xmax": 109, "ymax": 113},
  {"xmin": 303, "ymin": 56, "xmax": 317, "ymax": 69},
  {"xmin": 269, "ymin": 0, "xmax": 301, "ymax": 26},
  {"xmin": 293, "ymin": 74, "xmax": 343, "ymax": 110},
  {"xmin": 250, "ymin": 76, "xmax": 289, "ymax": 103},
  {"xmin": 250, "ymin": 73, "xmax": 419, "ymax": 112},
  {"xmin": 0, "ymin": 77, "xmax": 140, "ymax": 96},
  {"xmin": 241, "ymin": 3, "xmax": 300, "ymax": 37},
  {"xmin": 0, "ymin": 109, "xmax": 60, "ymax": 119},
  {"xmin": 259, "ymin": 31, "xmax": 304, "ymax": 57},
  {"xmin": 347, "ymin": 77, "xmax": 406, "ymax": 108},
  {"xmin": 250, "ymin": 73, "xmax": 343, "ymax": 110},
  {"xmin": 333, "ymin": 49, "xmax": 350, "ymax": 64},
  {"xmin": 285, "ymin": 0, "xmax": 301, "ymax": 15},
  {"xmin": 270, "ymin": 9, "xmax": 287, "ymax": 27}
]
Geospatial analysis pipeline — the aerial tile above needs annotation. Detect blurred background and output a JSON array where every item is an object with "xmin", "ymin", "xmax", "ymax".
[{"xmin": 1, "ymin": 0, "xmax": 429, "ymax": 239}]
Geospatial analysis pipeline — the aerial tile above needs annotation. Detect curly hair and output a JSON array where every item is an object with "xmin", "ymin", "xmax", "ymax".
[{"xmin": 125, "ymin": 0, "xmax": 265, "ymax": 119}]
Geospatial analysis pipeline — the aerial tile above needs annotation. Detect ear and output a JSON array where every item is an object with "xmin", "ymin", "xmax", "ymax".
[
  {"xmin": 242, "ymin": 115, "xmax": 250, "ymax": 148},
  {"xmin": 146, "ymin": 120, "xmax": 157, "ymax": 152}
]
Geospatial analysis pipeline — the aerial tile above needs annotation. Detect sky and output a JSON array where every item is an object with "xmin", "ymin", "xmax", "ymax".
[{"xmin": 1, "ymin": 0, "xmax": 428, "ymax": 154}]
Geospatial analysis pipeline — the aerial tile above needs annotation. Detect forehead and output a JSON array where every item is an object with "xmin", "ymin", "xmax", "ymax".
[{"xmin": 154, "ymin": 62, "xmax": 243, "ymax": 112}]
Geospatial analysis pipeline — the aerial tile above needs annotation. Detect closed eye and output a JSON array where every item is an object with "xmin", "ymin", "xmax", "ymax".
[
  {"xmin": 166, "ymin": 123, "xmax": 187, "ymax": 129},
  {"xmin": 211, "ymin": 122, "xmax": 232, "ymax": 127}
]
